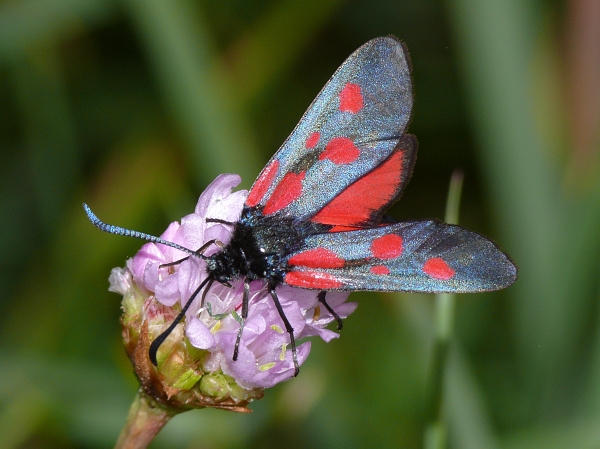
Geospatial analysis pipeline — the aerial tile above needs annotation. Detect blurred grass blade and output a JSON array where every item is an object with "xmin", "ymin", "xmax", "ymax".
[
  {"xmin": 446, "ymin": 346, "xmax": 501, "ymax": 449},
  {"xmin": 227, "ymin": 0, "xmax": 345, "ymax": 106},
  {"xmin": 443, "ymin": 170, "xmax": 464, "ymax": 226},
  {"xmin": 124, "ymin": 0, "xmax": 262, "ymax": 185},
  {"xmin": 0, "ymin": 0, "xmax": 116, "ymax": 59},
  {"xmin": 579, "ymin": 184, "xmax": 600, "ymax": 413},
  {"xmin": 444, "ymin": 0, "xmax": 582, "ymax": 415},
  {"xmin": 0, "ymin": 353, "xmax": 132, "ymax": 447},
  {"xmin": 2, "ymin": 141, "xmax": 187, "ymax": 354},
  {"xmin": 424, "ymin": 170, "xmax": 463, "ymax": 449},
  {"xmin": 8, "ymin": 44, "xmax": 79, "ymax": 231},
  {"xmin": 0, "ymin": 388, "xmax": 48, "ymax": 449}
]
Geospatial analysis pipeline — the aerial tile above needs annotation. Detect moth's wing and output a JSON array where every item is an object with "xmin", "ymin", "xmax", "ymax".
[
  {"xmin": 246, "ymin": 36, "xmax": 413, "ymax": 221},
  {"xmin": 283, "ymin": 221, "xmax": 517, "ymax": 293},
  {"xmin": 311, "ymin": 134, "xmax": 416, "ymax": 229}
]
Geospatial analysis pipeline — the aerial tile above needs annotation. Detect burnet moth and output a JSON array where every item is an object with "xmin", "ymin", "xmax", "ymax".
[{"xmin": 85, "ymin": 36, "xmax": 517, "ymax": 376}]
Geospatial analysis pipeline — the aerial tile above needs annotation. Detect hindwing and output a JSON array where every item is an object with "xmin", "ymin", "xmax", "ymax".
[{"xmin": 283, "ymin": 221, "xmax": 517, "ymax": 293}]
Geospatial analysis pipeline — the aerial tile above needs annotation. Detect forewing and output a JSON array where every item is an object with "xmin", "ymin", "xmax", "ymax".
[
  {"xmin": 311, "ymin": 134, "xmax": 417, "ymax": 229},
  {"xmin": 246, "ymin": 36, "xmax": 413, "ymax": 220},
  {"xmin": 283, "ymin": 221, "xmax": 517, "ymax": 293}
]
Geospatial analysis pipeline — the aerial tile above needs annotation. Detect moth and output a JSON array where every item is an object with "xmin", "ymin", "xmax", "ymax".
[{"xmin": 85, "ymin": 36, "xmax": 517, "ymax": 376}]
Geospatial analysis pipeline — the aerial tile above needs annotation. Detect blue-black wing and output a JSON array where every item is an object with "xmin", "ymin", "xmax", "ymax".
[
  {"xmin": 283, "ymin": 221, "xmax": 517, "ymax": 293},
  {"xmin": 246, "ymin": 37, "xmax": 413, "ymax": 222}
]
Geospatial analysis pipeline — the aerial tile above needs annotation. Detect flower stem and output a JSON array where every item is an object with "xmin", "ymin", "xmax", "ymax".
[
  {"xmin": 115, "ymin": 388, "xmax": 179, "ymax": 449},
  {"xmin": 424, "ymin": 170, "xmax": 463, "ymax": 449}
]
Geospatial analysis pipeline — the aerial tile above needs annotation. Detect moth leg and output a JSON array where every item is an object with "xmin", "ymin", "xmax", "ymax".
[
  {"xmin": 233, "ymin": 280, "xmax": 250, "ymax": 361},
  {"xmin": 160, "ymin": 256, "xmax": 189, "ymax": 268},
  {"xmin": 200, "ymin": 279, "xmax": 214, "ymax": 309},
  {"xmin": 269, "ymin": 286, "xmax": 300, "ymax": 377},
  {"xmin": 149, "ymin": 276, "xmax": 212, "ymax": 366},
  {"xmin": 206, "ymin": 218, "xmax": 234, "ymax": 226},
  {"xmin": 317, "ymin": 291, "xmax": 343, "ymax": 330}
]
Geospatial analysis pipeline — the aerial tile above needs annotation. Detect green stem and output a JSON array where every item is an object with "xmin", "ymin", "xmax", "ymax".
[
  {"xmin": 115, "ymin": 388, "xmax": 179, "ymax": 449},
  {"xmin": 424, "ymin": 170, "xmax": 464, "ymax": 449}
]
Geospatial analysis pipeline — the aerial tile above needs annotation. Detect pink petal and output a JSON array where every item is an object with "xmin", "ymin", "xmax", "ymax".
[
  {"xmin": 154, "ymin": 273, "xmax": 180, "ymax": 306},
  {"xmin": 187, "ymin": 317, "xmax": 215, "ymax": 349}
]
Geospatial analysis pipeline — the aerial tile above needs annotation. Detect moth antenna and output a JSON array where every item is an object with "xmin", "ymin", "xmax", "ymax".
[
  {"xmin": 317, "ymin": 291, "xmax": 343, "ymax": 330},
  {"xmin": 149, "ymin": 276, "xmax": 213, "ymax": 366},
  {"xmin": 83, "ymin": 203, "xmax": 203, "ymax": 259}
]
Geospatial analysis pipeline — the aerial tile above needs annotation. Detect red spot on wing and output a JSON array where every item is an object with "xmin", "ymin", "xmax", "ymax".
[
  {"xmin": 371, "ymin": 234, "xmax": 403, "ymax": 259},
  {"xmin": 288, "ymin": 248, "xmax": 345, "ymax": 268},
  {"xmin": 370, "ymin": 265, "xmax": 390, "ymax": 275},
  {"xmin": 339, "ymin": 83, "xmax": 363, "ymax": 113},
  {"xmin": 306, "ymin": 132, "xmax": 320, "ymax": 149},
  {"xmin": 263, "ymin": 171, "xmax": 305, "ymax": 215},
  {"xmin": 423, "ymin": 258, "xmax": 455, "ymax": 280},
  {"xmin": 311, "ymin": 146, "xmax": 408, "ymax": 226},
  {"xmin": 246, "ymin": 160, "xmax": 279, "ymax": 207},
  {"xmin": 285, "ymin": 271, "xmax": 343, "ymax": 289},
  {"xmin": 319, "ymin": 137, "xmax": 360, "ymax": 164}
]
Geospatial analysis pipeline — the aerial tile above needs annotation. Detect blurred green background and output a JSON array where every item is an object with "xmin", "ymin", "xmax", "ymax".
[{"xmin": 2, "ymin": 0, "xmax": 600, "ymax": 447}]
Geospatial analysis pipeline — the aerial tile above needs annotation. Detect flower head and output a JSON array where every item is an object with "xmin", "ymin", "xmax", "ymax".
[{"xmin": 111, "ymin": 174, "xmax": 357, "ymax": 410}]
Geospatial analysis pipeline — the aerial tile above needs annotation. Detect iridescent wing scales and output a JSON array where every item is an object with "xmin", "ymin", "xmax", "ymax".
[
  {"xmin": 246, "ymin": 37, "xmax": 413, "ymax": 221},
  {"xmin": 244, "ymin": 36, "xmax": 517, "ymax": 294},
  {"xmin": 283, "ymin": 221, "xmax": 517, "ymax": 293},
  {"xmin": 311, "ymin": 134, "xmax": 417, "ymax": 229}
]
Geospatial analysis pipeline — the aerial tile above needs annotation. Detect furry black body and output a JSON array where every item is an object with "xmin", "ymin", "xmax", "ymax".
[{"xmin": 206, "ymin": 206, "xmax": 330, "ymax": 287}]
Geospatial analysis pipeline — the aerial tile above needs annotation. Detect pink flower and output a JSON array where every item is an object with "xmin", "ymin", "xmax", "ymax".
[{"xmin": 111, "ymin": 174, "xmax": 357, "ymax": 397}]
